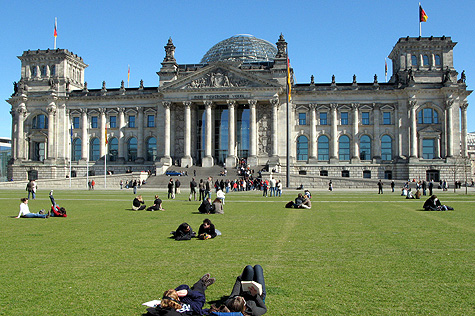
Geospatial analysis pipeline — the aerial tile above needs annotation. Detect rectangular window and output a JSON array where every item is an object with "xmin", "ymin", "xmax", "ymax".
[
  {"xmin": 147, "ymin": 115, "xmax": 155, "ymax": 128},
  {"xmin": 91, "ymin": 116, "xmax": 98, "ymax": 129},
  {"xmin": 320, "ymin": 112, "xmax": 327, "ymax": 125},
  {"xmin": 298, "ymin": 113, "xmax": 306, "ymax": 125},
  {"xmin": 73, "ymin": 117, "xmax": 80, "ymax": 129},
  {"xmin": 128, "ymin": 115, "xmax": 135, "ymax": 128},
  {"xmin": 110, "ymin": 116, "xmax": 117, "ymax": 128},
  {"xmin": 383, "ymin": 112, "xmax": 391, "ymax": 125},
  {"xmin": 362, "ymin": 112, "xmax": 370, "ymax": 125},
  {"xmin": 422, "ymin": 139, "xmax": 435, "ymax": 159},
  {"xmin": 341, "ymin": 112, "xmax": 348, "ymax": 125}
]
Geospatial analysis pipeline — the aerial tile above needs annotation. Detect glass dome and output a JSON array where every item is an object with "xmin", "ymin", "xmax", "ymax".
[{"xmin": 200, "ymin": 34, "xmax": 277, "ymax": 64}]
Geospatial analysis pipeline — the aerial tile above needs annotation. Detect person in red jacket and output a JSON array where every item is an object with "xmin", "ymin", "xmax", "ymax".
[{"xmin": 49, "ymin": 190, "xmax": 67, "ymax": 217}]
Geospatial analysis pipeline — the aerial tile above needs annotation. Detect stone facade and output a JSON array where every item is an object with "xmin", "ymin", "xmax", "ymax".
[{"xmin": 6, "ymin": 35, "xmax": 472, "ymax": 182}]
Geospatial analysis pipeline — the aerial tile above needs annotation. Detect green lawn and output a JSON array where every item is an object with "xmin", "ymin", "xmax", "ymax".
[{"xmin": 1, "ymin": 188, "xmax": 474, "ymax": 315}]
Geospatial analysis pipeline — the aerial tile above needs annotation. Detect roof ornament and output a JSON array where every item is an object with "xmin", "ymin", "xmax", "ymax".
[
  {"xmin": 164, "ymin": 37, "xmax": 176, "ymax": 62},
  {"xmin": 275, "ymin": 33, "xmax": 287, "ymax": 58}
]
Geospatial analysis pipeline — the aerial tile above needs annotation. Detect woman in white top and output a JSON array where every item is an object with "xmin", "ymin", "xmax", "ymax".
[
  {"xmin": 216, "ymin": 189, "xmax": 225, "ymax": 205},
  {"xmin": 16, "ymin": 198, "xmax": 48, "ymax": 218}
]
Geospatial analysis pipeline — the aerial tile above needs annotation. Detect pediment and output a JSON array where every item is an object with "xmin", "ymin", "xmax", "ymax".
[
  {"xmin": 161, "ymin": 63, "xmax": 281, "ymax": 91},
  {"xmin": 418, "ymin": 125, "xmax": 442, "ymax": 134}
]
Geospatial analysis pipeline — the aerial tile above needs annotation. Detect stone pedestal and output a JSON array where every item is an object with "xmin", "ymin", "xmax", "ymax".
[
  {"xmin": 225, "ymin": 156, "xmax": 237, "ymax": 168},
  {"xmin": 247, "ymin": 155, "xmax": 258, "ymax": 167},
  {"xmin": 202, "ymin": 156, "xmax": 214, "ymax": 167},
  {"xmin": 181, "ymin": 156, "xmax": 193, "ymax": 168}
]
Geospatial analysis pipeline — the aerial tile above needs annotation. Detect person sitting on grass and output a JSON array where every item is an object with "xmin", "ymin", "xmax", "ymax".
[
  {"xmin": 15, "ymin": 197, "xmax": 49, "ymax": 218},
  {"xmin": 49, "ymin": 190, "xmax": 67, "ymax": 217},
  {"xmin": 299, "ymin": 195, "xmax": 312, "ymax": 209},
  {"xmin": 423, "ymin": 195, "xmax": 454, "ymax": 211},
  {"xmin": 147, "ymin": 195, "xmax": 164, "ymax": 211},
  {"xmin": 198, "ymin": 218, "xmax": 217, "ymax": 239},
  {"xmin": 132, "ymin": 195, "xmax": 146, "ymax": 210},
  {"xmin": 145, "ymin": 273, "xmax": 216, "ymax": 316},
  {"xmin": 225, "ymin": 265, "xmax": 267, "ymax": 316},
  {"xmin": 171, "ymin": 223, "xmax": 195, "ymax": 240},
  {"xmin": 198, "ymin": 198, "xmax": 213, "ymax": 214},
  {"xmin": 211, "ymin": 198, "xmax": 224, "ymax": 214}
]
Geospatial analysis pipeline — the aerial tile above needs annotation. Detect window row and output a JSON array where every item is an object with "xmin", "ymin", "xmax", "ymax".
[
  {"xmin": 410, "ymin": 53, "xmax": 441, "ymax": 67},
  {"xmin": 316, "ymin": 169, "xmax": 393, "ymax": 179},
  {"xmin": 71, "ymin": 115, "xmax": 156, "ymax": 129},
  {"xmin": 296, "ymin": 134, "xmax": 394, "ymax": 161},
  {"xmin": 30, "ymin": 64, "xmax": 56, "ymax": 77},
  {"xmin": 298, "ymin": 111, "xmax": 392, "ymax": 126},
  {"xmin": 71, "ymin": 137, "xmax": 157, "ymax": 162}
]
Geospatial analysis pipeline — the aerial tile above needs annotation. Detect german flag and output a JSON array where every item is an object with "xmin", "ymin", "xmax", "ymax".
[
  {"xmin": 54, "ymin": 18, "xmax": 57, "ymax": 37},
  {"xmin": 419, "ymin": 5, "xmax": 428, "ymax": 22},
  {"xmin": 287, "ymin": 56, "xmax": 292, "ymax": 101}
]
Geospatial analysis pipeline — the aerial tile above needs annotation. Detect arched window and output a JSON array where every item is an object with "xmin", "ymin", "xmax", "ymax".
[
  {"xmin": 423, "ymin": 55, "xmax": 429, "ymax": 66},
  {"xmin": 381, "ymin": 135, "xmax": 393, "ymax": 161},
  {"xmin": 127, "ymin": 137, "xmax": 137, "ymax": 162},
  {"xmin": 318, "ymin": 135, "xmax": 329, "ymax": 161},
  {"xmin": 297, "ymin": 135, "xmax": 308, "ymax": 161},
  {"xmin": 90, "ymin": 138, "xmax": 100, "ymax": 161},
  {"xmin": 418, "ymin": 108, "xmax": 439, "ymax": 124},
  {"xmin": 435, "ymin": 55, "xmax": 441, "ymax": 66},
  {"xmin": 339, "ymin": 135, "xmax": 350, "ymax": 161},
  {"xmin": 50, "ymin": 65, "xmax": 56, "ymax": 76},
  {"xmin": 411, "ymin": 55, "xmax": 418, "ymax": 67},
  {"xmin": 109, "ymin": 137, "xmax": 118, "ymax": 162},
  {"xmin": 32, "ymin": 114, "xmax": 48, "ymax": 129},
  {"xmin": 146, "ymin": 137, "xmax": 157, "ymax": 161},
  {"xmin": 41, "ymin": 65, "xmax": 47, "ymax": 76},
  {"xmin": 30, "ymin": 65, "xmax": 37, "ymax": 77},
  {"xmin": 360, "ymin": 135, "xmax": 371, "ymax": 160},
  {"xmin": 72, "ymin": 138, "xmax": 82, "ymax": 161}
]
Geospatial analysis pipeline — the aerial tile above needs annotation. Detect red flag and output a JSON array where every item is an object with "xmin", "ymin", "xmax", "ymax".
[{"xmin": 419, "ymin": 5, "xmax": 428, "ymax": 22}]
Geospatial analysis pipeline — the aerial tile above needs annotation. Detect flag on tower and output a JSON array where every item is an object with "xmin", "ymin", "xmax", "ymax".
[
  {"xmin": 105, "ymin": 125, "xmax": 108, "ymax": 145},
  {"xmin": 419, "ymin": 4, "xmax": 428, "ymax": 22},
  {"xmin": 385, "ymin": 59, "xmax": 388, "ymax": 77},
  {"xmin": 54, "ymin": 18, "xmax": 58, "ymax": 37},
  {"xmin": 127, "ymin": 65, "xmax": 130, "ymax": 87}
]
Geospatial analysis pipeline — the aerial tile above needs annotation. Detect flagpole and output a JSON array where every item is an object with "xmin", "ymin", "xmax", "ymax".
[
  {"xmin": 69, "ymin": 125, "xmax": 72, "ymax": 188},
  {"xmin": 286, "ymin": 47, "xmax": 290, "ymax": 189},
  {"xmin": 104, "ymin": 125, "xmax": 108, "ymax": 189}
]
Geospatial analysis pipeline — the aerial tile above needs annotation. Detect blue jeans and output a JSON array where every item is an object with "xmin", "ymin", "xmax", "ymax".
[
  {"xmin": 241, "ymin": 265, "xmax": 266, "ymax": 301},
  {"xmin": 28, "ymin": 191, "xmax": 36, "ymax": 199},
  {"xmin": 24, "ymin": 213, "xmax": 46, "ymax": 218}
]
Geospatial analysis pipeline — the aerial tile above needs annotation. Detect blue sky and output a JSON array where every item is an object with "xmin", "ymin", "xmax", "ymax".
[{"xmin": 1, "ymin": 0, "xmax": 474, "ymax": 138}]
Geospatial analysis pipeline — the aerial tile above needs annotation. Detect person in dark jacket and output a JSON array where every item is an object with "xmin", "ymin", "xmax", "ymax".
[
  {"xmin": 147, "ymin": 195, "xmax": 164, "ymax": 211},
  {"xmin": 172, "ymin": 223, "xmax": 195, "ymax": 240},
  {"xmin": 146, "ymin": 274, "xmax": 216, "ymax": 316},
  {"xmin": 198, "ymin": 198, "xmax": 213, "ymax": 214},
  {"xmin": 132, "ymin": 195, "xmax": 146, "ymax": 210},
  {"xmin": 189, "ymin": 178, "xmax": 197, "ymax": 201},
  {"xmin": 197, "ymin": 218, "xmax": 217, "ymax": 239},
  {"xmin": 168, "ymin": 179, "xmax": 175, "ymax": 199},
  {"xmin": 225, "ymin": 265, "xmax": 267, "ymax": 316}
]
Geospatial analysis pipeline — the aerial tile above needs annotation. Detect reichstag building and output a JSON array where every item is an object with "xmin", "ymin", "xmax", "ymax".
[{"xmin": 7, "ymin": 34, "xmax": 471, "ymax": 181}]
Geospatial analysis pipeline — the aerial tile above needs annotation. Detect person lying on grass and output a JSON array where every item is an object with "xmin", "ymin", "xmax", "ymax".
[
  {"xmin": 198, "ymin": 218, "xmax": 217, "ymax": 240},
  {"xmin": 171, "ymin": 223, "xmax": 196, "ymax": 240},
  {"xmin": 49, "ymin": 190, "xmax": 67, "ymax": 217},
  {"xmin": 225, "ymin": 265, "xmax": 267, "ymax": 316},
  {"xmin": 145, "ymin": 273, "xmax": 216, "ymax": 316}
]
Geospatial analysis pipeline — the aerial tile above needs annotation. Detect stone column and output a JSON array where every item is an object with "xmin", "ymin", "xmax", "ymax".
[
  {"xmin": 226, "ymin": 100, "xmax": 237, "ymax": 168},
  {"xmin": 409, "ymin": 101, "xmax": 418, "ymax": 158},
  {"xmin": 161, "ymin": 101, "xmax": 172, "ymax": 165},
  {"xmin": 270, "ymin": 98, "xmax": 279, "ymax": 157},
  {"xmin": 248, "ymin": 99, "xmax": 258, "ymax": 166},
  {"xmin": 137, "ymin": 107, "xmax": 144, "ymax": 162},
  {"xmin": 309, "ymin": 104, "xmax": 318, "ymax": 162},
  {"xmin": 445, "ymin": 100, "xmax": 454, "ymax": 157},
  {"xmin": 373, "ymin": 103, "xmax": 381, "ymax": 160},
  {"xmin": 16, "ymin": 104, "xmax": 26, "ymax": 160},
  {"xmin": 435, "ymin": 135, "xmax": 441, "ymax": 158},
  {"xmin": 81, "ymin": 109, "xmax": 88, "ymax": 161},
  {"xmin": 99, "ymin": 108, "xmax": 106, "ymax": 157},
  {"xmin": 330, "ymin": 103, "xmax": 338, "ymax": 162},
  {"xmin": 460, "ymin": 102, "xmax": 468, "ymax": 157},
  {"xmin": 202, "ymin": 100, "xmax": 214, "ymax": 167},
  {"xmin": 47, "ymin": 102, "xmax": 56, "ymax": 160},
  {"xmin": 181, "ymin": 101, "xmax": 193, "ymax": 167},
  {"xmin": 118, "ymin": 108, "xmax": 125, "ymax": 162},
  {"xmin": 351, "ymin": 103, "xmax": 360, "ymax": 162}
]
